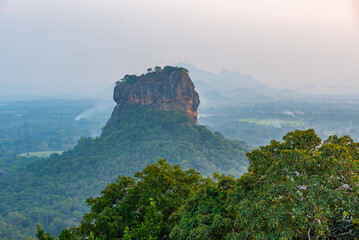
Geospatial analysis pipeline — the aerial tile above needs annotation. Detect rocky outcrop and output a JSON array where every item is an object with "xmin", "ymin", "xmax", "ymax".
[{"xmin": 106, "ymin": 67, "xmax": 200, "ymax": 128}]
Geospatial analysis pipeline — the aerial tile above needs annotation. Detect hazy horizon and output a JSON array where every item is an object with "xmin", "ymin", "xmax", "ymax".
[{"xmin": 1, "ymin": 0, "xmax": 359, "ymax": 96}]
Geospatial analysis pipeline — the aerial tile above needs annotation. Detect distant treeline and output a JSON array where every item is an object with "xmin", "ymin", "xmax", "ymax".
[
  {"xmin": 0, "ymin": 99, "xmax": 111, "ymax": 158},
  {"xmin": 116, "ymin": 65, "xmax": 189, "ymax": 85}
]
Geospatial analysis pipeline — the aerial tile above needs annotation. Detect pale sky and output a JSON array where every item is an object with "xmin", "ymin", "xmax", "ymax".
[{"xmin": 0, "ymin": 0, "xmax": 359, "ymax": 95}]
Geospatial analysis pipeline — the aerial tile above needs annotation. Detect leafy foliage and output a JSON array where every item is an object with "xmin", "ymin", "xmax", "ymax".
[
  {"xmin": 36, "ymin": 224, "xmax": 56, "ymax": 240},
  {"xmin": 233, "ymin": 129, "xmax": 359, "ymax": 239},
  {"xmin": 0, "ymin": 106, "xmax": 248, "ymax": 239},
  {"xmin": 122, "ymin": 198, "xmax": 162, "ymax": 240},
  {"xmin": 73, "ymin": 159, "xmax": 203, "ymax": 240},
  {"xmin": 170, "ymin": 174, "xmax": 237, "ymax": 240},
  {"xmin": 119, "ymin": 74, "xmax": 138, "ymax": 84},
  {"xmin": 35, "ymin": 129, "xmax": 359, "ymax": 240},
  {"xmin": 116, "ymin": 65, "xmax": 189, "ymax": 85}
]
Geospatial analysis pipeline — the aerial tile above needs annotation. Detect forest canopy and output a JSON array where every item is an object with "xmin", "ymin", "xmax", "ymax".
[
  {"xmin": 38, "ymin": 129, "xmax": 359, "ymax": 240},
  {"xmin": 0, "ymin": 106, "xmax": 248, "ymax": 239}
]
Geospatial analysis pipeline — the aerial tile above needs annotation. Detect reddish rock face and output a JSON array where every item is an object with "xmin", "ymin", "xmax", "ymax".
[{"xmin": 106, "ymin": 68, "xmax": 200, "ymax": 127}]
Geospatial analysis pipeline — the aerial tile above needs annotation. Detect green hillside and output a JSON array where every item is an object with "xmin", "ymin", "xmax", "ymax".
[{"xmin": 0, "ymin": 106, "xmax": 248, "ymax": 239}]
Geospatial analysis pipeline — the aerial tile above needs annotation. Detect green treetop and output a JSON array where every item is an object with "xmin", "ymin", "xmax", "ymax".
[{"xmin": 233, "ymin": 129, "xmax": 359, "ymax": 239}]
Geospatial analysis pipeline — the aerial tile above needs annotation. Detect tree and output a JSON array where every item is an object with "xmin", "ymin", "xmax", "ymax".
[
  {"xmin": 36, "ymin": 224, "xmax": 56, "ymax": 240},
  {"xmin": 147, "ymin": 68, "xmax": 153, "ymax": 73},
  {"xmin": 170, "ymin": 174, "xmax": 237, "ymax": 240},
  {"xmin": 34, "ymin": 129, "xmax": 359, "ymax": 240},
  {"xmin": 154, "ymin": 66, "xmax": 162, "ymax": 72},
  {"xmin": 123, "ymin": 198, "xmax": 163, "ymax": 240},
  {"xmin": 58, "ymin": 229, "xmax": 76, "ymax": 240},
  {"xmin": 74, "ymin": 159, "xmax": 203, "ymax": 240},
  {"xmin": 121, "ymin": 74, "xmax": 138, "ymax": 84},
  {"xmin": 232, "ymin": 129, "xmax": 359, "ymax": 239}
]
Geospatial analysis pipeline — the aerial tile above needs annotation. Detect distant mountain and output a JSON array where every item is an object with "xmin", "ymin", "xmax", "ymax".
[
  {"xmin": 175, "ymin": 62, "xmax": 282, "ymax": 105},
  {"xmin": 200, "ymin": 91, "xmax": 234, "ymax": 106},
  {"xmin": 175, "ymin": 62, "xmax": 273, "ymax": 92},
  {"xmin": 175, "ymin": 62, "xmax": 359, "ymax": 104}
]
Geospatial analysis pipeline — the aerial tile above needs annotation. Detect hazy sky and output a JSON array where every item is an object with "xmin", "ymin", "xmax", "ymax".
[{"xmin": 1, "ymin": 0, "xmax": 359, "ymax": 95}]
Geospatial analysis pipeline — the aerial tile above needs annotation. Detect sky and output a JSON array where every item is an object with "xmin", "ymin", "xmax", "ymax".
[{"xmin": 0, "ymin": 0, "xmax": 359, "ymax": 96}]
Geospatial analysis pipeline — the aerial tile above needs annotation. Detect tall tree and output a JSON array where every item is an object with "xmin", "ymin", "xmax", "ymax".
[
  {"xmin": 73, "ymin": 159, "xmax": 203, "ymax": 240},
  {"xmin": 232, "ymin": 129, "xmax": 359, "ymax": 239},
  {"xmin": 154, "ymin": 66, "xmax": 162, "ymax": 72}
]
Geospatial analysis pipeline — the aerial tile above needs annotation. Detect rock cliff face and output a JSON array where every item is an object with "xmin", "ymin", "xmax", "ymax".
[{"xmin": 106, "ymin": 67, "xmax": 200, "ymax": 128}]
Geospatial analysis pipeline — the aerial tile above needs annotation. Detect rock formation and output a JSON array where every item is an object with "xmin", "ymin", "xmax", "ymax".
[{"xmin": 106, "ymin": 66, "xmax": 200, "ymax": 128}]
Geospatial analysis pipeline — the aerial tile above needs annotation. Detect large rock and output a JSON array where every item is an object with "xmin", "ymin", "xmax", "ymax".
[{"xmin": 106, "ymin": 67, "xmax": 200, "ymax": 127}]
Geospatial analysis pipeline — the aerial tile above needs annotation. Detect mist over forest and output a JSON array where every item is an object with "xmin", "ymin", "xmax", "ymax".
[
  {"xmin": 1, "ymin": 0, "xmax": 359, "ymax": 239},
  {"xmin": 1, "ymin": 64, "xmax": 359, "ymax": 239}
]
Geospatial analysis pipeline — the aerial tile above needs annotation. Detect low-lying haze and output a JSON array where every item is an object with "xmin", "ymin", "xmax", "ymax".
[{"xmin": 0, "ymin": 0, "xmax": 358, "ymax": 96}]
